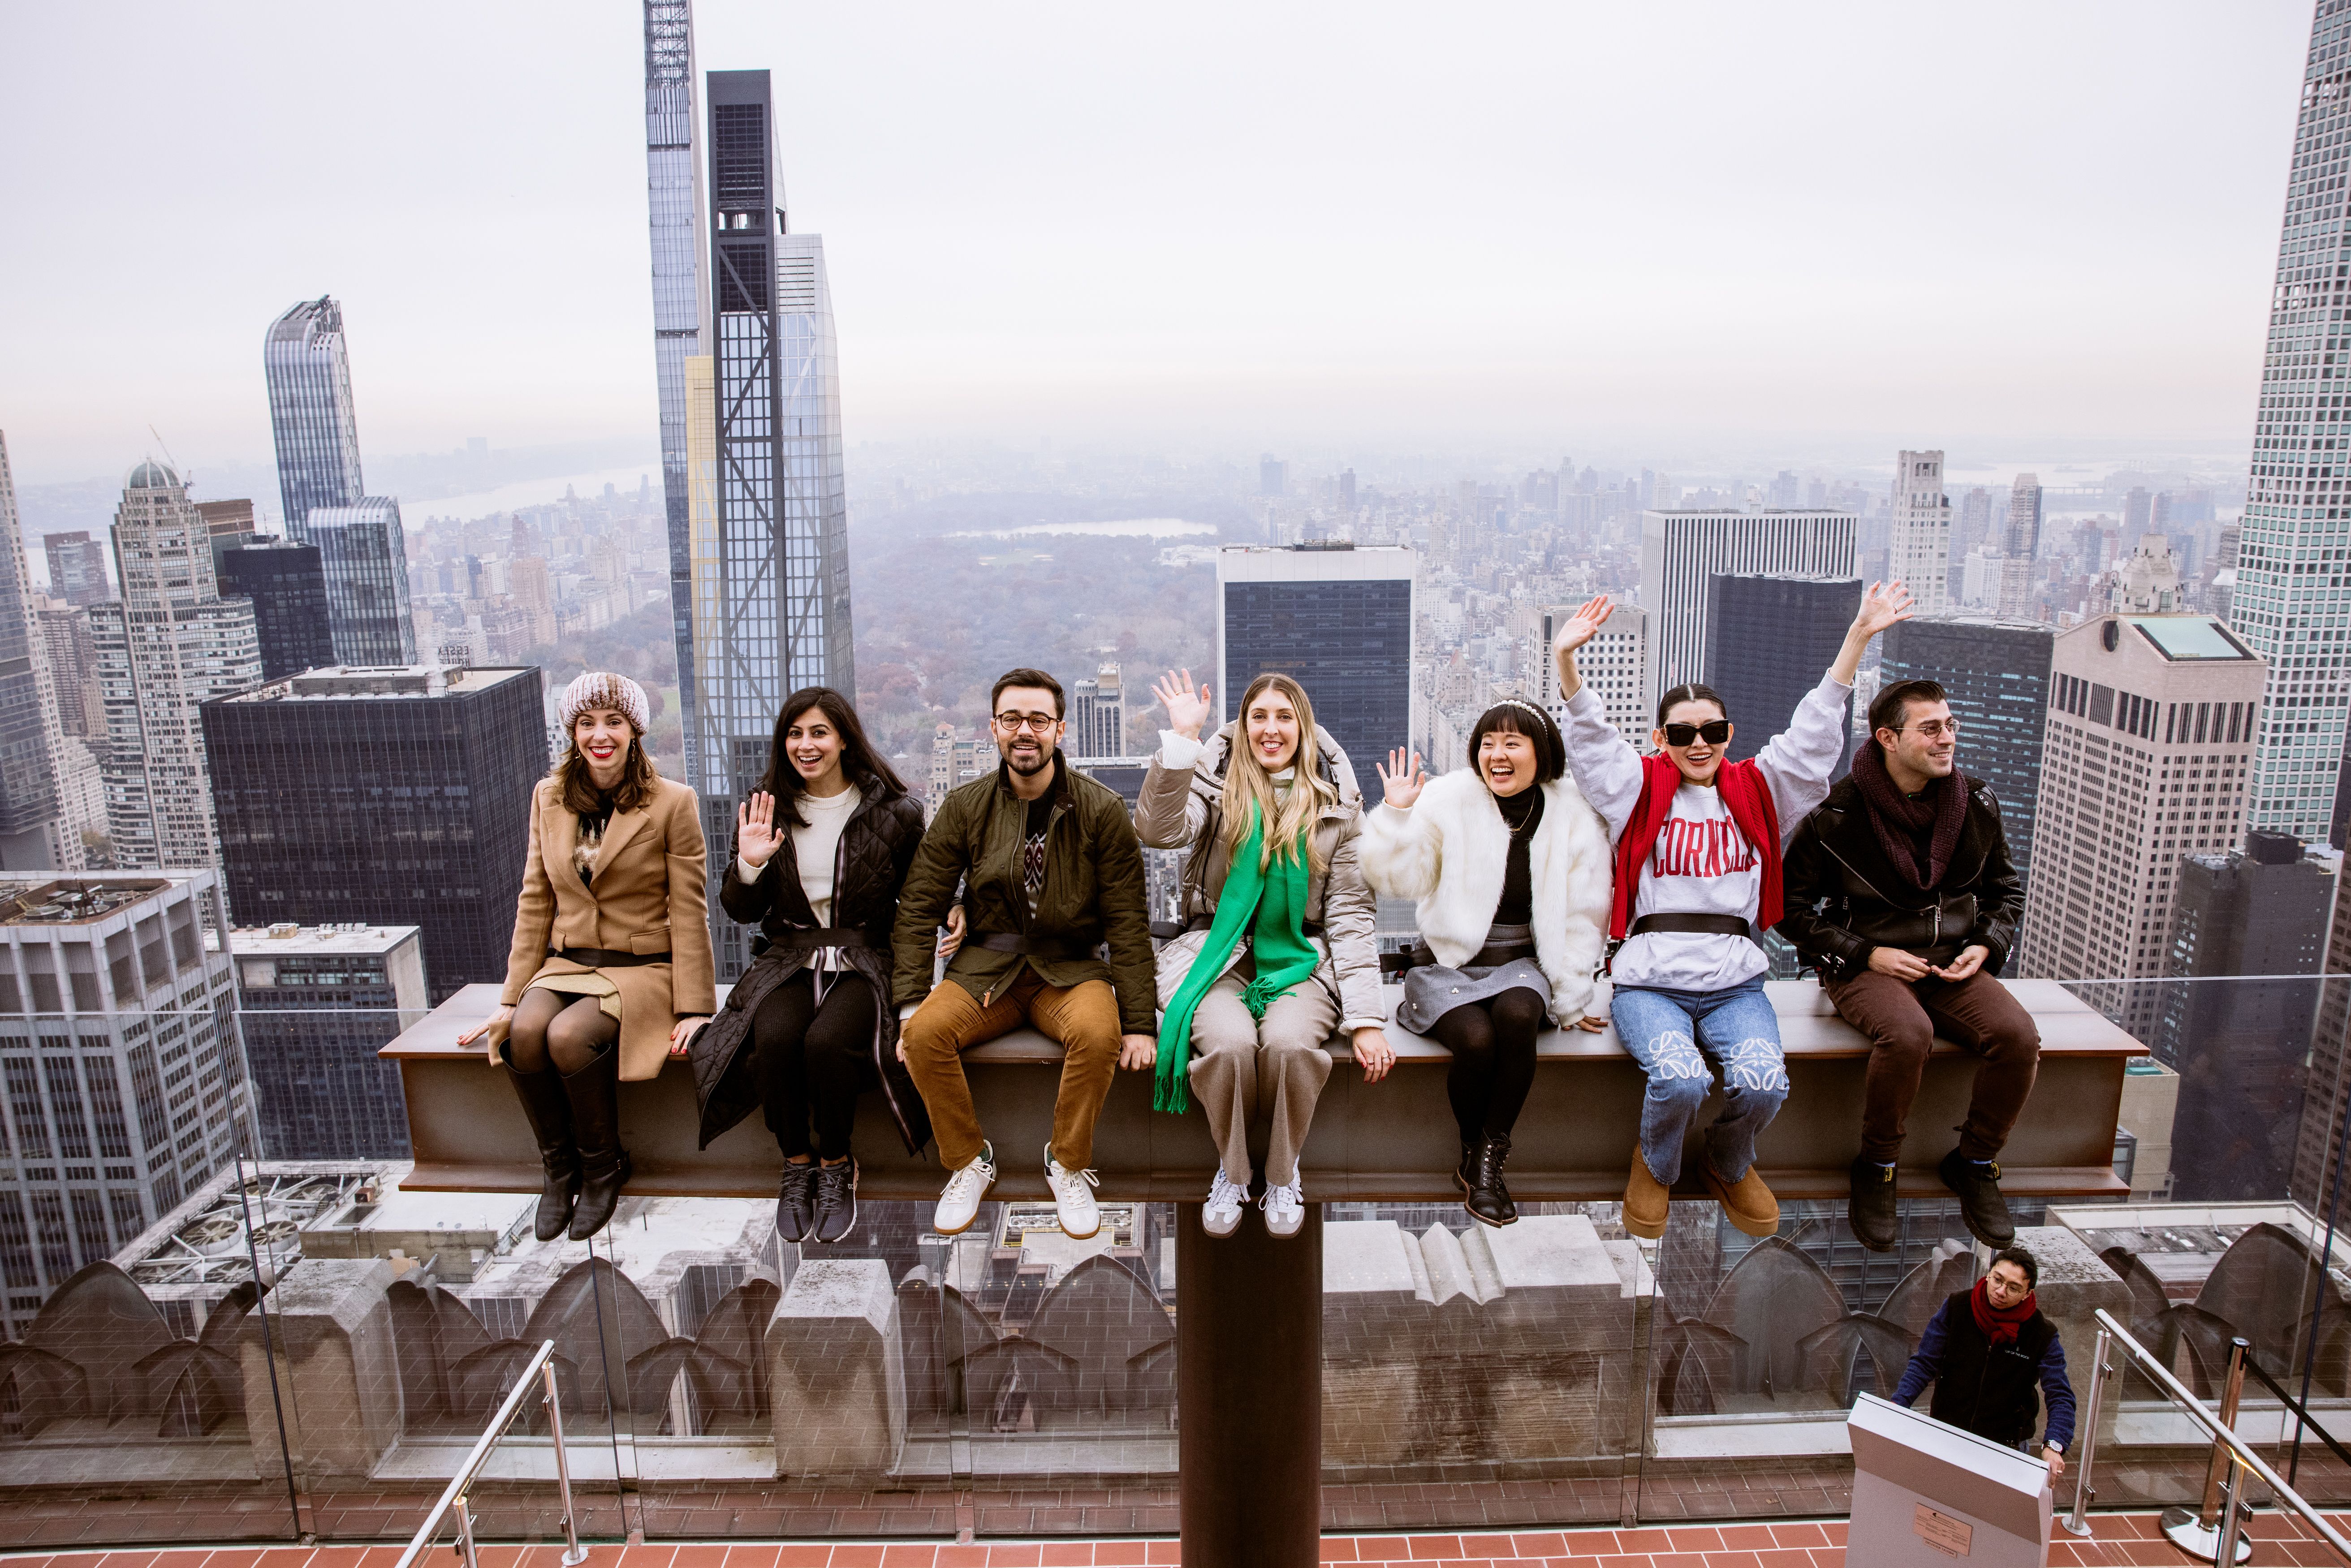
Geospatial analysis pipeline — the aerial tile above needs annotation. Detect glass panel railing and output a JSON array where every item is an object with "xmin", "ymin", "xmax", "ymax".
[{"xmin": 2, "ymin": 977, "xmax": 2348, "ymax": 1542}]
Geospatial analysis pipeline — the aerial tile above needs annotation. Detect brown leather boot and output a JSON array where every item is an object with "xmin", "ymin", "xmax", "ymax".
[
  {"xmin": 1623, "ymin": 1152, "xmax": 1670, "ymax": 1240},
  {"xmin": 1700, "ymin": 1161, "xmax": 1781, "ymax": 1238}
]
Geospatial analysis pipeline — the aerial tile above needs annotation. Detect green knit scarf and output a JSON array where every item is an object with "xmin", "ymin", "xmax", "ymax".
[{"xmin": 1153, "ymin": 801, "xmax": 1320, "ymax": 1115}]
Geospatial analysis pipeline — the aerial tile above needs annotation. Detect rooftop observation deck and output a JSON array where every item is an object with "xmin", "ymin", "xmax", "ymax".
[{"xmin": 385, "ymin": 978, "xmax": 2143, "ymax": 1204}]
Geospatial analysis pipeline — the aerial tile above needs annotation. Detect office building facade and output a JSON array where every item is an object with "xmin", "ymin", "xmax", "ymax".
[
  {"xmin": 1995, "ymin": 474, "xmax": 2044, "ymax": 621},
  {"xmin": 691, "ymin": 70, "xmax": 854, "ymax": 979},
  {"xmin": 1636, "ymin": 508, "xmax": 1857, "ymax": 719},
  {"xmin": 1887, "ymin": 450, "xmax": 1951, "ymax": 615},
  {"xmin": 1875, "ymin": 615, "xmax": 2054, "ymax": 885},
  {"xmin": 1541, "ymin": 597, "xmax": 1649, "ymax": 750},
  {"xmin": 216, "ymin": 540, "xmax": 335, "ymax": 681},
  {"xmin": 1215, "ymin": 545, "xmax": 1415, "ymax": 774},
  {"xmin": 305, "ymin": 499, "xmax": 417, "ymax": 666},
  {"xmin": 2294, "ymin": 859, "xmax": 2351, "ymax": 1207},
  {"xmin": 1071, "ymin": 663, "xmax": 1126, "ymax": 757},
  {"xmin": 199, "ymin": 664, "xmax": 541, "ymax": 1002},
  {"xmin": 0, "ymin": 436, "xmax": 62, "ymax": 871},
  {"xmin": 262, "ymin": 297, "xmax": 365, "ymax": 543},
  {"xmin": 42, "ymin": 533, "xmax": 109, "ymax": 607},
  {"xmin": 642, "ymin": 0, "xmax": 709, "ymax": 798},
  {"xmin": 1700, "ymin": 575, "xmax": 1861, "ymax": 770},
  {"xmin": 2152, "ymin": 833, "xmax": 2332, "ymax": 1202},
  {"xmin": 230, "ymin": 922, "xmax": 426, "ymax": 1162},
  {"xmin": 89, "ymin": 463, "xmax": 264, "ymax": 871},
  {"xmin": 35, "ymin": 607, "xmax": 103, "ymax": 744},
  {"xmin": 2018, "ymin": 615, "xmax": 2266, "ymax": 1038},
  {"xmin": 0, "ymin": 872, "xmax": 246, "ymax": 1334}
]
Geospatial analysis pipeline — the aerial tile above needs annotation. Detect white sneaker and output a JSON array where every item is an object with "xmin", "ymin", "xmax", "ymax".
[
  {"xmin": 1262, "ymin": 1177, "xmax": 1306, "ymax": 1238},
  {"xmin": 933, "ymin": 1142, "xmax": 996, "ymax": 1235},
  {"xmin": 1044, "ymin": 1142, "xmax": 1101, "ymax": 1239},
  {"xmin": 1202, "ymin": 1170, "xmax": 1248, "ymax": 1237}
]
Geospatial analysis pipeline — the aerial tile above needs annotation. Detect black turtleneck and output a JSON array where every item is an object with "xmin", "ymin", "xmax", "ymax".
[{"xmin": 1494, "ymin": 787, "xmax": 1543, "ymax": 927}]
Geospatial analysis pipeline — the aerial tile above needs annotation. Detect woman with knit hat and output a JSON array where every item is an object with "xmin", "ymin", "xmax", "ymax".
[{"xmin": 459, "ymin": 671, "xmax": 717, "ymax": 1241}]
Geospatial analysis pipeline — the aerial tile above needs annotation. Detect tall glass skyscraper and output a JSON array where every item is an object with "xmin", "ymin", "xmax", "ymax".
[
  {"xmin": 695, "ymin": 69, "xmax": 854, "ymax": 979},
  {"xmin": 1214, "ymin": 545, "xmax": 1415, "ymax": 775},
  {"xmin": 262, "ymin": 298, "xmax": 365, "ymax": 543},
  {"xmin": 0, "ymin": 434, "xmax": 61, "ymax": 870},
  {"xmin": 643, "ymin": 1, "xmax": 709, "ymax": 793},
  {"xmin": 306, "ymin": 500, "xmax": 418, "ymax": 666},
  {"xmin": 2235, "ymin": 0, "xmax": 2351, "ymax": 845}
]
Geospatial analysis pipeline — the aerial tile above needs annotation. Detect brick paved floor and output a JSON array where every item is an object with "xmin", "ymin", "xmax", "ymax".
[{"xmin": 6, "ymin": 1512, "xmax": 2351, "ymax": 1567}]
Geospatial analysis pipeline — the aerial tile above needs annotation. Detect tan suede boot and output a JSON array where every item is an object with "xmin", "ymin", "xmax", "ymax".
[
  {"xmin": 1700, "ymin": 1162, "xmax": 1781, "ymax": 1238},
  {"xmin": 1623, "ymin": 1152, "xmax": 1670, "ymax": 1240}
]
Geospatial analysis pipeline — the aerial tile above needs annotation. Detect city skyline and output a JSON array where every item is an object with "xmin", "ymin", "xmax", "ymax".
[{"xmin": 0, "ymin": 4, "xmax": 2323, "ymax": 482}]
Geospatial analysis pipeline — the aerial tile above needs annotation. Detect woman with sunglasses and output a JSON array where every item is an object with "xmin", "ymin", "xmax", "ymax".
[
  {"xmin": 1550, "ymin": 583, "xmax": 1912, "ymax": 1242},
  {"xmin": 1361, "ymin": 702, "xmax": 1613, "ymax": 1227}
]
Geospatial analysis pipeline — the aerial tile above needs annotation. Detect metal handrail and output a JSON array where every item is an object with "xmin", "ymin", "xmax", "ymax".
[
  {"xmin": 2066, "ymin": 1309, "xmax": 2351, "ymax": 1563},
  {"xmin": 392, "ymin": 1339, "xmax": 590, "ymax": 1568}
]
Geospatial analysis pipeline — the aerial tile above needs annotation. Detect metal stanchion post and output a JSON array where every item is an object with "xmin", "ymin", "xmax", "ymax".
[
  {"xmin": 2163, "ymin": 1338, "xmax": 2253, "ymax": 1564},
  {"xmin": 544, "ymin": 1357, "xmax": 589, "ymax": 1566},
  {"xmin": 2065, "ymin": 1325, "xmax": 2114, "ymax": 1537},
  {"xmin": 2215, "ymin": 1453, "xmax": 2249, "ymax": 1568},
  {"xmin": 454, "ymin": 1495, "xmax": 479, "ymax": 1568}
]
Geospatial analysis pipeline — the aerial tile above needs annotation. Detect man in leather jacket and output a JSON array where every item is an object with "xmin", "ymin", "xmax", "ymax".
[{"xmin": 1780, "ymin": 678, "xmax": 2037, "ymax": 1254}]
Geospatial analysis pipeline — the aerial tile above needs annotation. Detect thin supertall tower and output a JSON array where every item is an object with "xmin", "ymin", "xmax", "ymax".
[
  {"xmin": 262, "ymin": 298, "xmax": 364, "ymax": 541},
  {"xmin": 643, "ymin": 1, "xmax": 709, "ymax": 793},
  {"xmin": 695, "ymin": 69, "xmax": 854, "ymax": 979},
  {"xmin": 2234, "ymin": 0, "xmax": 2351, "ymax": 845}
]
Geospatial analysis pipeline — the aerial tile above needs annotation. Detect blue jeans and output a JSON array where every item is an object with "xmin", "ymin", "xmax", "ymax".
[{"xmin": 1610, "ymin": 976, "xmax": 1789, "ymax": 1185}]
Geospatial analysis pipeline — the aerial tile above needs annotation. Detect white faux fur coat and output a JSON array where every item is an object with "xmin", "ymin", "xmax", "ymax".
[{"xmin": 1357, "ymin": 771, "xmax": 1614, "ymax": 1025}]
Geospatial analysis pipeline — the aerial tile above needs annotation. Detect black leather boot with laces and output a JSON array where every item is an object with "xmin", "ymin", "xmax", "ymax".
[{"xmin": 1459, "ymin": 1131, "xmax": 1518, "ymax": 1228}]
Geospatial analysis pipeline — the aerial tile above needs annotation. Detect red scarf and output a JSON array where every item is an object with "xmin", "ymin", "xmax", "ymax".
[
  {"xmin": 1969, "ymin": 1277, "xmax": 2038, "ymax": 1347},
  {"xmin": 1609, "ymin": 754, "xmax": 1782, "ymax": 940}
]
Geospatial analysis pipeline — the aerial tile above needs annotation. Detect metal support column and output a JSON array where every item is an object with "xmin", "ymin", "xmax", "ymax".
[
  {"xmin": 1176, "ymin": 1202, "xmax": 1322, "ymax": 1568},
  {"xmin": 2163, "ymin": 1337, "xmax": 2254, "ymax": 1564}
]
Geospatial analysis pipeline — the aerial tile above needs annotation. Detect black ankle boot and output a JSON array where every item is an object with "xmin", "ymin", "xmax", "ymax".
[
  {"xmin": 562, "ymin": 1045, "xmax": 631, "ymax": 1241},
  {"xmin": 1939, "ymin": 1148, "xmax": 2016, "ymax": 1248},
  {"xmin": 1459, "ymin": 1132, "xmax": 1517, "ymax": 1228},
  {"xmin": 503, "ymin": 1064, "xmax": 578, "ymax": 1242},
  {"xmin": 1848, "ymin": 1155, "xmax": 1899, "ymax": 1253}
]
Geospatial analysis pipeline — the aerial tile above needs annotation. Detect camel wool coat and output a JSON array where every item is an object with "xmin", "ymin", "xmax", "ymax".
[{"xmin": 497, "ymin": 773, "xmax": 719, "ymax": 1081}]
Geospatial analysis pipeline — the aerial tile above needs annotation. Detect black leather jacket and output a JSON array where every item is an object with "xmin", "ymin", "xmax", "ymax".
[{"xmin": 1778, "ymin": 774, "xmax": 2023, "ymax": 981}]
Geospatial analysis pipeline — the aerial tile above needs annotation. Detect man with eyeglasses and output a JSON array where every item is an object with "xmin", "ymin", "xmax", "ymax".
[
  {"xmin": 892, "ymin": 667, "xmax": 1159, "ymax": 1240},
  {"xmin": 1780, "ymin": 678, "xmax": 2036, "ymax": 1254}
]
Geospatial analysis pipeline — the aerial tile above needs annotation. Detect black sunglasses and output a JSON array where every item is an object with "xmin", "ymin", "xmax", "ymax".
[{"xmin": 1660, "ymin": 719, "xmax": 1732, "ymax": 747}]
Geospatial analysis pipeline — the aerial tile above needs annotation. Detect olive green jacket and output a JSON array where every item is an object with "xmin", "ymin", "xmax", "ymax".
[{"xmin": 890, "ymin": 753, "xmax": 1158, "ymax": 1035}]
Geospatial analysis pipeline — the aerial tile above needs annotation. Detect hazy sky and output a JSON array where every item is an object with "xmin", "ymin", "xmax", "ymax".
[{"xmin": 0, "ymin": 3, "xmax": 2317, "ymax": 482}]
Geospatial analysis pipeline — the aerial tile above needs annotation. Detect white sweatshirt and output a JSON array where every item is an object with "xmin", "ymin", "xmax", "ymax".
[{"xmin": 1559, "ymin": 674, "xmax": 1852, "ymax": 991}]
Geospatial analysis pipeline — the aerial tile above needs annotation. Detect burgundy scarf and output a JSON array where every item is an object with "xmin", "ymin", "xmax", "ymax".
[
  {"xmin": 1969, "ymin": 1276, "xmax": 2037, "ymax": 1348},
  {"xmin": 1851, "ymin": 741, "xmax": 1967, "ymax": 894}
]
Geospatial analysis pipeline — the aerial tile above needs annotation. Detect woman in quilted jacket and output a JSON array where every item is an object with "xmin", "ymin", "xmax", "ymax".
[{"xmin": 688, "ymin": 687, "xmax": 947, "ymax": 1246}]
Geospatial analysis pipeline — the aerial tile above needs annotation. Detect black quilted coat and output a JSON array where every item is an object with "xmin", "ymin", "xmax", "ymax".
[{"xmin": 688, "ymin": 784, "xmax": 933, "ymax": 1155}]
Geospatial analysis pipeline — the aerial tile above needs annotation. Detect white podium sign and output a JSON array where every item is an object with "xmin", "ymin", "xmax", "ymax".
[{"xmin": 1846, "ymin": 1391, "xmax": 2053, "ymax": 1566}]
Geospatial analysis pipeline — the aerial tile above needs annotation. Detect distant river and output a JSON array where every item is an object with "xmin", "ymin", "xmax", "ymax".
[{"xmin": 945, "ymin": 518, "xmax": 1214, "ymax": 540}]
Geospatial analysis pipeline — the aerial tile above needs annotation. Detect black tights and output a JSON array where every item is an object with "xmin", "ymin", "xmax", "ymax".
[
  {"xmin": 753, "ymin": 970, "xmax": 879, "ymax": 1161},
  {"xmin": 1428, "ymin": 986, "xmax": 1545, "ymax": 1144},
  {"xmin": 507, "ymin": 989, "xmax": 619, "ymax": 1075}
]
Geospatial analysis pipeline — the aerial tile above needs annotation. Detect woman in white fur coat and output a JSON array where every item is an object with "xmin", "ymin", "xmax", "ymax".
[{"xmin": 1359, "ymin": 701, "xmax": 1612, "ymax": 1226}]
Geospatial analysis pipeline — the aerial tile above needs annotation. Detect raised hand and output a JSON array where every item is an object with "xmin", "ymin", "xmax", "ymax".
[
  {"xmin": 737, "ymin": 790, "xmax": 784, "ymax": 869},
  {"xmin": 1552, "ymin": 592, "xmax": 1616, "ymax": 657},
  {"xmin": 1376, "ymin": 747, "xmax": 1427, "ymax": 810},
  {"xmin": 1853, "ymin": 580, "xmax": 1915, "ymax": 640},
  {"xmin": 1152, "ymin": 668, "xmax": 1213, "ymax": 740}
]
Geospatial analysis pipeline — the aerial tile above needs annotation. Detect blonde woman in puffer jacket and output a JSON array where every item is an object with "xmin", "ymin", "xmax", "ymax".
[{"xmin": 1137, "ymin": 670, "xmax": 1393, "ymax": 1240}]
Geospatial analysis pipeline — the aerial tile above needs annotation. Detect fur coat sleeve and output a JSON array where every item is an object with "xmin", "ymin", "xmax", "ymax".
[{"xmin": 1358, "ymin": 770, "xmax": 1614, "ymax": 1025}]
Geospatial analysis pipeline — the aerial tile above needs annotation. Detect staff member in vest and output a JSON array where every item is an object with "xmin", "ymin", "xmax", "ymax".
[
  {"xmin": 1892, "ymin": 1247, "xmax": 2075, "ymax": 1479},
  {"xmin": 893, "ymin": 668, "xmax": 1160, "ymax": 1241},
  {"xmin": 1549, "ymin": 584, "xmax": 1911, "ymax": 1242},
  {"xmin": 689, "ymin": 688, "xmax": 940, "ymax": 1248},
  {"xmin": 1360, "ymin": 702, "xmax": 1612, "ymax": 1228},
  {"xmin": 1780, "ymin": 677, "xmax": 2034, "ymax": 1253},
  {"xmin": 1139, "ymin": 670, "xmax": 1392, "ymax": 1239},
  {"xmin": 461, "ymin": 672, "xmax": 717, "ymax": 1242}
]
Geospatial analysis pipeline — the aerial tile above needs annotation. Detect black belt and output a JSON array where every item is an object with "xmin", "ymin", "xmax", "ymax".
[
  {"xmin": 548, "ymin": 946, "xmax": 670, "ymax": 968},
  {"xmin": 753, "ymin": 929, "xmax": 875, "ymax": 959},
  {"xmin": 973, "ymin": 930, "xmax": 1095, "ymax": 961},
  {"xmin": 1390, "ymin": 922, "xmax": 1535, "ymax": 974},
  {"xmin": 1629, "ymin": 913, "xmax": 1757, "ymax": 943}
]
